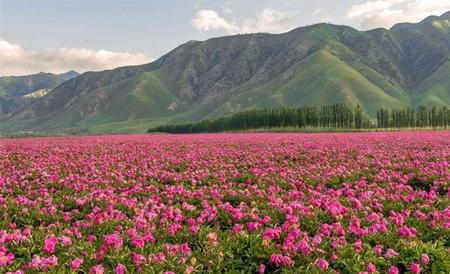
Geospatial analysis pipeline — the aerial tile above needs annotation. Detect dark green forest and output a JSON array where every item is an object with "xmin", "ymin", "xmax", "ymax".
[{"xmin": 147, "ymin": 104, "xmax": 450, "ymax": 133}]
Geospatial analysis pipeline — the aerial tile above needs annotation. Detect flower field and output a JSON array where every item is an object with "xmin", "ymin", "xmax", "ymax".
[{"xmin": 0, "ymin": 132, "xmax": 449, "ymax": 273}]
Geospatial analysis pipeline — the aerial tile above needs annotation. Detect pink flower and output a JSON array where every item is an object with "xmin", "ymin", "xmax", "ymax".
[
  {"xmin": 132, "ymin": 237, "xmax": 145, "ymax": 249},
  {"xmin": 247, "ymin": 222, "xmax": 261, "ymax": 232},
  {"xmin": 410, "ymin": 263, "xmax": 420, "ymax": 274},
  {"xmin": 6, "ymin": 271, "xmax": 23, "ymax": 274},
  {"xmin": 90, "ymin": 264, "xmax": 105, "ymax": 274},
  {"xmin": 297, "ymin": 238, "xmax": 310, "ymax": 255},
  {"xmin": 0, "ymin": 254, "xmax": 8, "ymax": 267},
  {"xmin": 388, "ymin": 266, "xmax": 399, "ymax": 274},
  {"xmin": 206, "ymin": 232, "xmax": 218, "ymax": 245},
  {"xmin": 385, "ymin": 248, "xmax": 399, "ymax": 259},
  {"xmin": 144, "ymin": 230, "xmax": 155, "ymax": 244},
  {"xmin": 189, "ymin": 225, "xmax": 200, "ymax": 235},
  {"xmin": 354, "ymin": 239, "xmax": 363, "ymax": 253},
  {"xmin": 315, "ymin": 258, "xmax": 329, "ymax": 271},
  {"xmin": 60, "ymin": 236, "xmax": 72, "ymax": 247},
  {"xmin": 70, "ymin": 257, "xmax": 83, "ymax": 270},
  {"xmin": 43, "ymin": 236, "xmax": 58, "ymax": 254},
  {"xmin": 263, "ymin": 227, "xmax": 282, "ymax": 241},
  {"xmin": 367, "ymin": 263, "xmax": 376, "ymax": 273},
  {"xmin": 331, "ymin": 254, "xmax": 338, "ymax": 262},
  {"xmin": 421, "ymin": 254, "xmax": 429, "ymax": 265},
  {"xmin": 374, "ymin": 244, "xmax": 383, "ymax": 255},
  {"xmin": 285, "ymin": 214, "xmax": 298, "ymax": 224},
  {"xmin": 398, "ymin": 226, "xmax": 417, "ymax": 238},
  {"xmin": 22, "ymin": 227, "xmax": 32, "ymax": 237},
  {"xmin": 87, "ymin": 235, "xmax": 97, "ymax": 243},
  {"xmin": 132, "ymin": 253, "xmax": 147, "ymax": 267},
  {"xmin": 312, "ymin": 235, "xmax": 322, "ymax": 245},
  {"xmin": 185, "ymin": 266, "xmax": 194, "ymax": 274},
  {"xmin": 115, "ymin": 264, "xmax": 127, "ymax": 274},
  {"xmin": 168, "ymin": 223, "xmax": 182, "ymax": 236},
  {"xmin": 28, "ymin": 255, "xmax": 41, "ymax": 269},
  {"xmin": 180, "ymin": 243, "xmax": 192, "ymax": 256},
  {"xmin": 258, "ymin": 264, "xmax": 266, "ymax": 273},
  {"xmin": 104, "ymin": 233, "xmax": 123, "ymax": 250},
  {"xmin": 270, "ymin": 253, "xmax": 293, "ymax": 267},
  {"xmin": 155, "ymin": 252, "xmax": 165, "ymax": 262},
  {"xmin": 41, "ymin": 255, "xmax": 58, "ymax": 270}
]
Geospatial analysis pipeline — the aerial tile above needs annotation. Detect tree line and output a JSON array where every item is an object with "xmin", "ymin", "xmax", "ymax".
[
  {"xmin": 377, "ymin": 106, "xmax": 450, "ymax": 128},
  {"xmin": 147, "ymin": 104, "xmax": 450, "ymax": 133}
]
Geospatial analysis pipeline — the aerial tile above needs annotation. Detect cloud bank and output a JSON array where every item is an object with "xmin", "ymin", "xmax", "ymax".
[
  {"xmin": 0, "ymin": 38, "xmax": 153, "ymax": 76},
  {"xmin": 190, "ymin": 9, "xmax": 239, "ymax": 33},
  {"xmin": 347, "ymin": 0, "xmax": 450, "ymax": 29},
  {"xmin": 191, "ymin": 8, "xmax": 301, "ymax": 34}
]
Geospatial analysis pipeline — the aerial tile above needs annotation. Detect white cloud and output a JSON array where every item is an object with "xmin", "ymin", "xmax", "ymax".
[
  {"xmin": 347, "ymin": 0, "xmax": 450, "ymax": 29},
  {"xmin": 190, "ymin": 9, "xmax": 239, "ymax": 34},
  {"xmin": 191, "ymin": 8, "xmax": 300, "ymax": 34},
  {"xmin": 347, "ymin": 0, "xmax": 407, "ymax": 18},
  {"xmin": 0, "ymin": 38, "xmax": 153, "ymax": 76},
  {"xmin": 241, "ymin": 8, "xmax": 300, "ymax": 33}
]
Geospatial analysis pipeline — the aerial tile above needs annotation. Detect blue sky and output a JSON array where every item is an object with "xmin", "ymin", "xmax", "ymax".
[{"xmin": 1, "ymin": 0, "xmax": 450, "ymax": 76}]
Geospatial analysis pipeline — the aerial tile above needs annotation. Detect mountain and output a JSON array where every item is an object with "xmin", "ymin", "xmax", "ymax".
[
  {"xmin": 2, "ymin": 12, "xmax": 450, "ymax": 133},
  {"xmin": 0, "ymin": 71, "xmax": 79, "ymax": 117}
]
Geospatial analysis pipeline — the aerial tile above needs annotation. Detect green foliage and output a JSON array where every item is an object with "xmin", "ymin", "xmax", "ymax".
[
  {"xmin": 377, "ymin": 105, "xmax": 450, "ymax": 129},
  {"xmin": 148, "ymin": 104, "xmax": 373, "ymax": 133},
  {"xmin": 149, "ymin": 104, "xmax": 450, "ymax": 133}
]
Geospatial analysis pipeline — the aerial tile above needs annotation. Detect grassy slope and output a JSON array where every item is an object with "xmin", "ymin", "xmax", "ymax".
[
  {"xmin": 82, "ymin": 49, "xmax": 409, "ymax": 133},
  {"xmin": 6, "ymin": 49, "xmax": 433, "ymax": 134},
  {"xmin": 1, "ymin": 71, "xmax": 181, "ymax": 133},
  {"xmin": 86, "ymin": 118, "xmax": 170, "ymax": 134},
  {"xmin": 208, "ymin": 49, "xmax": 410, "ymax": 119},
  {"xmin": 85, "ymin": 71, "xmax": 185, "ymax": 133},
  {"xmin": 414, "ymin": 61, "xmax": 450, "ymax": 107},
  {"xmin": 4, "ymin": 35, "xmax": 446, "ymax": 134},
  {"xmin": 85, "ymin": 70, "xmax": 183, "ymax": 125}
]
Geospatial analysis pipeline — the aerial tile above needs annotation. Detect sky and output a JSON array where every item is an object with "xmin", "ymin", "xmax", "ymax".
[{"xmin": 1, "ymin": 0, "xmax": 450, "ymax": 76}]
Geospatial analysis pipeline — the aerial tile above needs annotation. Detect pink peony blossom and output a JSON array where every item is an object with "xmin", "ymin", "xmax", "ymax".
[
  {"xmin": 258, "ymin": 264, "xmax": 266, "ymax": 273},
  {"xmin": 388, "ymin": 266, "xmax": 399, "ymax": 274},
  {"xmin": 0, "ymin": 132, "xmax": 449, "ymax": 273},
  {"xmin": 385, "ymin": 248, "xmax": 399, "ymax": 259},
  {"xmin": 421, "ymin": 253, "xmax": 430, "ymax": 265},
  {"xmin": 185, "ymin": 266, "xmax": 194, "ymax": 274},
  {"xmin": 315, "ymin": 258, "xmax": 329, "ymax": 271},
  {"xmin": 367, "ymin": 263, "xmax": 376, "ymax": 273},
  {"xmin": 43, "ymin": 236, "xmax": 58, "ymax": 254},
  {"xmin": 70, "ymin": 257, "xmax": 83, "ymax": 270},
  {"xmin": 410, "ymin": 263, "xmax": 421, "ymax": 274},
  {"xmin": 374, "ymin": 244, "xmax": 383, "ymax": 255},
  {"xmin": 115, "ymin": 264, "xmax": 127, "ymax": 274},
  {"xmin": 90, "ymin": 264, "xmax": 105, "ymax": 274}
]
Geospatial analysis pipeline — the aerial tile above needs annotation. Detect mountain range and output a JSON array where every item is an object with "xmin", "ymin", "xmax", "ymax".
[
  {"xmin": 0, "ymin": 71, "xmax": 79, "ymax": 118},
  {"xmin": 1, "ymin": 12, "xmax": 450, "ymax": 134}
]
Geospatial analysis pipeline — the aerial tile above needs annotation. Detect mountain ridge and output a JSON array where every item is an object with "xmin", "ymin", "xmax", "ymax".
[{"xmin": 0, "ymin": 71, "xmax": 79, "ymax": 118}]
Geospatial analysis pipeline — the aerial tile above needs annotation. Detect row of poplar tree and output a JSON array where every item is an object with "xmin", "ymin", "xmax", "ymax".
[
  {"xmin": 377, "ymin": 106, "xmax": 450, "ymax": 128},
  {"xmin": 148, "ymin": 104, "xmax": 450, "ymax": 133}
]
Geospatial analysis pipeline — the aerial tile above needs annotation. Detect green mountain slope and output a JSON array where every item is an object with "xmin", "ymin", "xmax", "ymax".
[
  {"xmin": 2, "ymin": 12, "xmax": 450, "ymax": 134},
  {"xmin": 414, "ymin": 61, "xmax": 450, "ymax": 107},
  {"xmin": 208, "ymin": 49, "xmax": 409, "ymax": 118}
]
